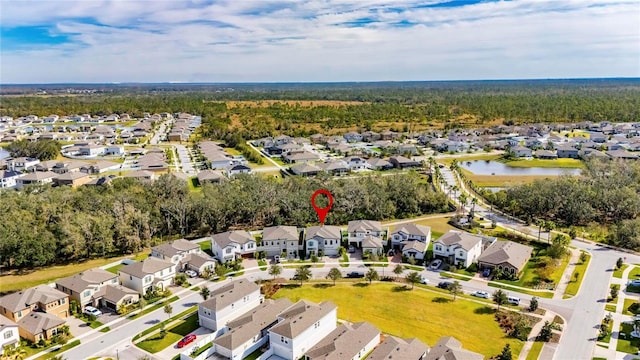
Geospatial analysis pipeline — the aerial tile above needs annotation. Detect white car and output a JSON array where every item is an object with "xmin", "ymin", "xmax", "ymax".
[
  {"xmin": 429, "ymin": 259, "xmax": 442, "ymax": 270},
  {"xmin": 185, "ymin": 270, "xmax": 198, "ymax": 278},
  {"xmin": 471, "ymin": 291, "xmax": 489, "ymax": 299},
  {"xmin": 84, "ymin": 306, "xmax": 102, "ymax": 317},
  {"xmin": 420, "ymin": 276, "xmax": 429, "ymax": 284},
  {"xmin": 628, "ymin": 280, "xmax": 640, "ymax": 286}
]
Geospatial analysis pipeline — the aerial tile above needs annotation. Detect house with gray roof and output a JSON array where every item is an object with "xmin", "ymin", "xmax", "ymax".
[
  {"xmin": 17, "ymin": 312, "xmax": 66, "ymax": 343},
  {"xmin": 316, "ymin": 160, "xmax": 349, "ymax": 176},
  {"xmin": 151, "ymin": 238, "xmax": 216, "ymax": 274},
  {"xmin": 213, "ymin": 298, "xmax": 293, "ymax": 359},
  {"xmin": 15, "ymin": 171, "xmax": 56, "ymax": 189},
  {"xmin": 477, "ymin": 241, "xmax": 533, "ymax": 276},
  {"xmin": 433, "ymin": 230, "xmax": 496, "ymax": 268},
  {"xmin": 556, "ymin": 144, "xmax": 580, "ymax": 159},
  {"xmin": 348, "ymin": 220, "xmax": 383, "ymax": 248},
  {"xmin": 390, "ymin": 223, "xmax": 431, "ymax": 249},
  {"xmin": 260, "ymin": 226, "xmax": 300, "ymax": 259},
  {"xmin": 268, "ymin": 300, "xmax": 338, "ymax": 360},
  {"xmin": 362, "ymin": 235, "xmax": 384, "ymax": 256},
  {"xmin": 534, "ymin": 150, "xmax": 557, "ymax": 160},
  {"xmin": 211, "ymin": 230, "xmax": 256, "ymax": 263},
  {"xmin": 366, "ymin": 157, "xmax": 393, "ymax": 170},
  {"xmin": 305, "ymin": 225, "xmax": 342, "ymax": 257},
  {"xmin": 55, "ymin": 268, "xmax": 119, "ymax": 310},
  {"xmin": 306, "ymin": 321, "xmax": 380, "ymax": 360},
  {"xmin": 0, "ymin": 285, "xmax": 69, "ymax": 323},
  {"xmin": 197, "ymin": 169, "xmax": 225, "ymax": 184},
  {"xmin": 198, "ymin": 280, "xmax": 262, "ymax": 335},
  {"xmin": 118, "ymin": 257, "xmax": 175, "ymax": 295},
  {"xmin": 367, "ymin": 336, "xmax": 429, "ymax": 360},
  {"xmin": 283, "ymin": 151, "xmax": 321, "ymax": 164},
  {"xmin": 389, "ymin": 155, "xmax": 422, "ymax": 169},
  {"xmin": 401, "ymin": 240, "xmax": 428, "ymax": 261},
  {"xmin": 426, "ymin": 336, "xmax": 483, "ymax": 360},
  {"xmin": 291, "ymin": 163, "xmax": 321, "ymax": 177}
]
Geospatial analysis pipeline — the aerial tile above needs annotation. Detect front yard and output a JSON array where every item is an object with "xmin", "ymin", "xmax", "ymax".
[
  {"xmin": 616, "ymin": 323, "xmax": 640, "ymax": 354},
  {"xmin": 271, "ymin": 282, "xmax": 524, "ymax": 358},
  {"xmin": 136, "ymin": 312, "xmax": 199, "ymax": 353},
  {"xmin": 564, "ymin": 253, "xmax": 591, "ymax": 296},
  {"xmin": 494, "ymin": 244, "xmax": 570, "ymax": 291}
]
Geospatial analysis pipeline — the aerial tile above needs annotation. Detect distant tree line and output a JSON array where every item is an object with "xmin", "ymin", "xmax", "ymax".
[{"xmin": 0, "ymin": 173, "xmax": 447, "ymax": 269}]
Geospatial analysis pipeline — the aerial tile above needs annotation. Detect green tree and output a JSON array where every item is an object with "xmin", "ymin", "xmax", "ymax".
[
  {"xmin": 493, "ymin": 289, "xmax": 507, "ymax": 311},
  {"xmin": 294, "ymin": 266, "xmax": 312, "ymax": 285},
  {"xmin": 138, "ymin": 297, "xmax": 147, "ymax": 310},
  {"xmin": 405, "ymin": 271, "xmax": 421, "ymax": 289},
  {"xmin": 449, "ymin": 281, "xmax": 462, "ymax": 301},
  {"xmin": 200, "ymin": 287, "xmax": 210, "ymax": 300},
  {"xmin": 610, "ymin": 284, "xmax": 619, "ymax": 300},
  {"xmin": 269, "ymin": 264, "xmax": 282, "ymax": 280},
  {"xmin": 163, "ymin": 303, "xmax": 173, "ymax": 330},
  {"xmin": 365, "ymin": 268, "xmax": 379, "ymax": 284},
  {"xmin": 616, "ymin": 257, "xmax": 624, "ymax": 269},
  {"xmin": 326, "ymin": 267, "xmax": 342, "ymax": 285},
  {"xmin": 538, "ymin": 321, "xmax": 554, "ymax": 342},
  {"xmin": 529, "ymin": 297, "xmax": 539, "ymax": 312},
  {"xmin": 393, "ymin": 264, "xmax": 404, "ymax": 280},
  {"xmin": 579, "ymin": 251, "xmax": 588, "ymax": 263},
  {"xmin": 497, "ymin": 343, "xmax": 513, "ymax": 360}
]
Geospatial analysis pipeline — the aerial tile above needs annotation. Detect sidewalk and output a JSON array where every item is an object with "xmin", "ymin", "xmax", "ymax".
[
  {"xmin": 552, "ymin": 248, "xmax": 581, "ymax": 299},
  {"xmin": 517, "ymin": 310, "xmax": 557, "ymax": 360}
]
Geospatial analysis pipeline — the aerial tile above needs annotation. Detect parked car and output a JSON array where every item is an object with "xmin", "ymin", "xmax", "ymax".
[
  {"xmin": 507, "ymin": 296, "xmax": 521, "ymax": 305},
  {"xmin": 346, "ymin": 271, "xmax": 365, "ymax": 278},
  {"xmin": 437, "ymin": 281, "xmax": 452, "ymax": 289},
  {"xmin": 185, "ymin": 270, "xmax": 198, "ymax": 278},
  {"xmin": 420, "ymin": 276, "xmax": 429, "ymax": 284},
  {"xmin": 471, "ymin": 291, "xmax": 489, "ymax": 299},
  {"xmin": 177, "ymin": 334, "xmax": 197, "ymax": 348},
  {"xmin": 348, "ymin": 245, "xmax": 356, "ymax": 253},
  {"xmin": 483, "ymin": 268, "xmax": 491, "ymax": 277},
  {"xmin": 274, "ymin": 255, "xmax": 281, "ymax": 263},
  {"xmin": 83, "ymin": 306, "xmax": 102, "ymax": 317},
  {"xmin": 429, "ymin": 259, "xmax": 442, "ymax": 270},
  {"xmin": 628, "ymin": 280, "xmax": 640, "ymax": 286}
]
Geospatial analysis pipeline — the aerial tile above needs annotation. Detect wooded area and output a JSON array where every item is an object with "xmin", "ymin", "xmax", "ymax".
[{"xmin": 0, "ymin": 173, "xmax": 447, "ymax": 269}]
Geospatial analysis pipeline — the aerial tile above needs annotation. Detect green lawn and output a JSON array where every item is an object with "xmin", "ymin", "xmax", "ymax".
[
  {"xmin": 613, "ymin": 264, "xmax": 629, "ymax": 278},
  {"xmin": 487, "ymin": 283, "xmax": 554, "ymax": 298},
  {"xmin": 272, "ymin": 282, "xmax": 524, "ymax": 358},
  {"xmin": 199, "ymin": 241, "xmax": 213, "ymax": 256},
  {"xmin": 525, "ymin": 341, "xmax": 544, "ymax": 360},
  {"xmin": 598, "ymin": 320, "xmax": 614, "ymax": 344},
  {"xmin": 33, "ymin": 340, "xmax": 81, "ymax": 360},
  {"xmin": 503, "ymin": 158, "xmax": 585, "ymax": 169},
  {"xmin": 605, "ymin": 304, "xmax": 617, "ymax": 312},
  {"xmin": 495, "ymin": 248, "xmax": 570, "ymax": 290},
  {"xmin": 105, "ymin": 264, "xmax": 123, "ymax": 274},
  {"xmin": 622, "ymin": 298, "xmax": 639, "ymax": 316},
  {"xmin": 565, "ymin": 253, "xmax": 591, "ymax": 296},
  {"xmin": 136, "ymin": 313, "xmax": 199, "ymax": 353},
  {"xmin": 129, "ymin": 296, "xmax": 179, "ymax": 320},
  {"xmin": 629, "ymin": 266, "xmax": 640, "ymax": 281},
  {"xmin": 616, "ymin": 323, "xmax": 640, "ymax": 354}
]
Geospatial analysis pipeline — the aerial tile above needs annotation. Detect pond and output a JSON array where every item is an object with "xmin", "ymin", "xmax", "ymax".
[
  {"xmin": 460, "ymin": 160, "xmax": 581, "ymax": 176},
  {"xmin": 0, "ymin": 149, "xmax": 9, "ymax": 160}
]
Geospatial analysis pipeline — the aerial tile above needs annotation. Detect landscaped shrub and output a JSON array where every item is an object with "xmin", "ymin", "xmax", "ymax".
[{"xmin": 466, "ymin": 263, "xmax": 479, "ymax": 273}]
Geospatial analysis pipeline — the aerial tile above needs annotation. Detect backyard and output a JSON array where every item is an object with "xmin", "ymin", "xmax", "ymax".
[{"xmin": 271, "ymin": 282, "xmax": 524, "ymax": 358}]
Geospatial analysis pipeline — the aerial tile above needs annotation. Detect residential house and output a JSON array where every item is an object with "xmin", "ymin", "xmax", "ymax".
[
  {"xmin": 227, "ymin": 164, "xmax": 252, "ymax": 177},
  {"xmin": 381, "ymin": 130, "xmax": 400, "ymax": 140},
  {"xmin": 291, "ymin": 163, "xmax": 321, "ymax": 177},
  {"xmin": 306, "ymin": 322, "xmax": 380, "ymax": 360},
  {"xmin": 366, "ymin": 157, "xmax": 393, "ymax": 170},
  {"xmin": 78, "ymin": 144, "xmax": 105, "ymax": 157},
  {"xmin": 347, "ymin": 220, "xmax": 383, "ymax": 248},
  {"xmin": 213, "ymin": 298, "xmax": 293, "ymax": 360},
  {"xmin": 123, "ymin": 170, "xmax": 155, "ymax": 182},
  {"xmin": 389, "ymin": 155, "xmax": 421, "ymax": 169},
  {"xmin": 80, "ymin": 160, "xmax": 120, "ymax": 174},
  {"xmin": 305, "ymin": 226, "xmax": 342, "ymax": 257},
  {"xmin": 104, "ymin": 145, "xmax": 125, "ymax": 155},
  {"xmin": 0, "ymin": 170, "xmax": 23, "ymax": 189},
  {"xmin": 344, "ymin": 156, "xmax": 368, "ymax": 171},
  {"xmin": 477, "ymin": 241, "xmax": 533, "ymax": 276},
  {"xmin": 211, "ymin": 230, "xmax": 257, "ymax": 263},
  {"xmin": 151, "ymin": 239, "xmax": 216, "ymax": 274},
  {"xmin": 534, "ymin": 150, "xmax": 557, "ymax": 160},
  {"xmin": 367, "ymin": 336, "xmax": 429, "ymax": 360},
  {"xmin": 7, "ymin": 157, "xmax": 40, "ymax": 171},
  {"xmin": 55, "ymin": 269, "xmax": 139, "ymax": 312},
  {"xmin": 588, "ymin": 131, "xmax": 607, "ymax": 143},
  {"xmin": 433, "ymin": 230, "xmax": 494, "ymax": 268},
  {"xmin": 362, "ymin": 235, "xmax": 384, "ymax": 256},
  {"xmin": 198, "ymin": 280, "xmax": 263, "ymax": 335},
  {"xmin": 425, "ymin": 336, "xmax": 483, "ymax": 360},
  {"xmin": 0, "ymin": 317, "xmax": 19, "ymax": 355},
  {"xmin": 556, "ymin": 144, "xmax": 580, "ymax": 159},
  {"xmin": 401, "ymin": 241, "xmax": 428, "ymax": 261},
  {"xmin": 261, "ymin": 226, "xmax": 300, "ymax": 259},
  {"xmin": 283, "ymin": 151, "xmax": 320, "ymax": 164},
  {"xmin": 268, "ymin": 300, "xmax": 338, "ymax": 360},
  {"xmin": 607, "ymin": 150, "xmax": 639, "ymax": 160},
  {"xmin": 0, "ymin": 285, "xmax": 69, "ymax": 326},
  {"xmin": 34, "ymin": 160, "xmax": 58, "ymax": 172},
  {"xmin": 15, "ymin": 171, "xmax": 56, "ymax": 189},
  {"xmin": 510, "ymin": 146, "xmax": 532, "ymax": 158},
  {"xmin": 53, "ymin": 172, "xmax": 91, "ymax": 187},
  {"xmin": 118, "ymin": 257, "xmax": 175, "ymax": 295},
  {"xmin": 16, "ymin": 312, "xmax": 66, "ymax": 343},
  {"xmin": 362, "ymin": 131, "xmax": 381, "ymax": 142},
  {"xmin": 398, "ymin": 144, "xmax": 418, "ymax": 155},
  {"xmin": 197, "ymin": 169, "xmax": 225, "ymax": 184},
  {"xmin": 316, "ymin": 160, "xmax": 349, "ymax": 176},
  {"xmin": 309, "ymin": 134, "xmax": 325, "ymax": 144},
  {"xmin": 343, "ymin": 132, "xmax": 364, "ymax": 143},
  {"xmin": 389, "ymin": 223, "xmax": 431, "ymax": 249}
]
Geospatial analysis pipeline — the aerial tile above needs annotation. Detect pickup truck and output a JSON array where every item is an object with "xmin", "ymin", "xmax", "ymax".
[{"xmin": 346, "ymin": 271, "xmax": 365, "ymax": 278}]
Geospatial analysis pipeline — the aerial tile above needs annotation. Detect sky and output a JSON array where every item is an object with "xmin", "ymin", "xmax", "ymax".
[{"xmin": 1, "ymin": 0, "xmax": 639, "ymax": 83}]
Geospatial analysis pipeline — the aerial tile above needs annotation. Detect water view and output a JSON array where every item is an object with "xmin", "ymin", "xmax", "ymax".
[
  {"xmin": 0, "ymin": 149, "xmax": 9, "ymax": 160},
  {"xmin": 460, "ymin": 160, "xmax": 581, "ymax": 176}
]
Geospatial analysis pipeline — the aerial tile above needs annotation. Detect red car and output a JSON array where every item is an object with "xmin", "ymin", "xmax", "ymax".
[{"xmin": 177, "ymin": 334, "xmax": 196, "ymax": 348}]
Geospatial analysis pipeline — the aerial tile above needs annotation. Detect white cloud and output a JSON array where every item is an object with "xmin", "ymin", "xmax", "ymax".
[{"xmin": 1, "ymin": 0, "xmax": 638, "ymax": 82}]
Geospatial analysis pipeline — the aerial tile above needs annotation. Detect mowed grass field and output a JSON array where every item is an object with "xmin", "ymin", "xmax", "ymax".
[
  {"xmin": 272, "ymin": 283, "xmax": 523, "ymax": 358},
  {"xmin": 459, "ymin": 168, "xmax": 555, "ymax": 187},
  {"xmin": 503, "ymin": 158, "xmax": 585, "ymax": 169}
]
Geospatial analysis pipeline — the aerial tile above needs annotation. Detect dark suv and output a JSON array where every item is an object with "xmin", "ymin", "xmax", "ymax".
[
  {"xmin": 437, "ymin": 281, "xmax": 453, "ymax": 289},
  {"xmin": 346, "ymin": 271, "xmax": 365, "ymax": 278}
]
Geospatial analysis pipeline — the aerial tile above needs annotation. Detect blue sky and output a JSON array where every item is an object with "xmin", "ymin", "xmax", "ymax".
[{"xmin": 1, "ymin": 0, "xmax": 638, "ymax": 83}]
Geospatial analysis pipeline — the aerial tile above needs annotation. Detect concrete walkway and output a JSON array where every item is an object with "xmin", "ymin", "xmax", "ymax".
[
  {"xmin": 517, "ymin": 310, "xmax": 557, "ymax": 360},
  {"xmin": 553, "ymin": 248, "xmax": 581, "ymax": 300}
]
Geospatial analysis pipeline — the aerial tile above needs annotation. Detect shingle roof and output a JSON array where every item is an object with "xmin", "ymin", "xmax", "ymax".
[
  {"xmin": 197, "ymin": 169, "xmax": 225, "ymax": 182},
  {"xmin": 56, "ymin": 268, "xmax": 116, "ymax": 293},
  {"xmin": 211, "ymin": 230, "xmax": 255, "ymax": 248},
  {"xmin": 0, "ymin": 316, "xmax": 18, "ymax": 330},
  {"xmin": 477, "ymin": 241, "xmax": 533, "ymax": 272},
  {"xmin": 181, "ymin": 253, "xmax": 216, "ymax": 268},
  {"xmin": 402, "ymin": 240, "xmax": 427, "ymax": 253},
  {"xmin": 213, "ymin": 298, "xmax": 293, "ymax": 350},
  {"xmin": 17, "ymin": 312, "xmax": 65, "ymax": 336},
  {"xmin": 366, "ymin": 158, "xmax": 392, "ymax": 168},
  {"xmin": 291, "ymin": 163, "xmax": 321, "ymax": 175},
  {"xmin": 435, "ymin": 231, "xmax": 483, "ymax": 251},
  {"xmin": 152, "ymin": 239, "xmax": 199, "ymax": 258},
  {"xmin": 19, "ymin": 171, "xmax": 56, "ymax": 181},
  {"xmin": 0, "ymin": 286, "xmax": 67, "ymax": 313},
  {"xmin": 348, "ymin": 220, "xmax": 382, "ymax": 233},
  {"xmin": 393, "ymin": 223, "xmax": 431, "ymax": 238},
  {"xmin": 362, "ymin": 235, "xmax": 383, "ymax": 249},
  {"xmin": 94, "ymin": 284, "xmax": 139, "ymax": 304},
  {"xmin": 306, "ymin": 322, "xmax": 380, "ymax": 360},
  {"xmin": 262, "ymin": 226, "xmax": 298, "ymax": 242},
  {"xmin": 305, "ymin": 226, "xmax": 342, "ymax": 240},
  {"xmin": 426, "ymin": 336, "xmax": 483, "ymax": 360},
  {"xmin": 269, "ymin": 300, "xmax": 336, "ymax": 338},
  {"xmin": 199, "ymin": 280, "xmax": 260, "ymax": 312},
  {"xmin": 366, "ymin": 336, "xmax": 429, "ymax": 360},
  {"xmin": 118, "ymin": 257, "xmax": 174, "ymax": 278}
]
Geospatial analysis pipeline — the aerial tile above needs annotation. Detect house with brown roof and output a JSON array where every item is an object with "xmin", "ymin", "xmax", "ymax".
[
  {"xmin": 211, "ymin": 230, "xmax": 257, "ymax": 263},
  {"xmin": 305, "ymin": 225, "xmax": 342, "ymax": 257},
  {"xmin": 55, "ymin": 268, "xmax": 120, "ymax": 310},
  {"xmin": 306, "ymin": 322, "xmax": 380, "ymax": 360},
  {"xmin": 260, "ymin": 226, "xmax": 300, "ymax": 259},
  {"xmin": 198, "ymin": 280, "xmax": 262, "ymax": 335},
  {"xmin": 389, "ymin": 155, "xmax": 422, "ymax": 169},
  {"xmin": 477, "ymin": 240, "xmax": 533, "ymax": 276},
  {"xmin": 197, "ymin": 169, "xmax": 225, "ymax": 184},
  {"xmin": 433, "ymin": 230, "xmax": 496, "ymax": 268},
  {"xmin": 283, "ymin": 151, "xmax": 320, "ymax": 164},
  {"xmin": 362, "ymin": 235, "xmax": 384, "ymax": 256},
  {"xmin": 53, "ymin": 171, "xmax": 91, "ymax": 187},
  {"xmin": 0, "ymin": 285, "xmax": 69, "ymax": 323},
  {"xmin": 118, "ymin": 257, "xmax": 175, "ymax": 295},
  {"xmin": 16, "ymin": 312, "xmax": 66, "ymax": 343},
  {"xmin": 390, "ymin": 223, "xmax": 431, "ymax": 249},
  {"xmin": 367, "ymin": 336, "xmax": 429, "ymax": 360},
  {"xmin": 268, "ymin": 300, "xmax": 338, "ymax": 360},
  {"xmin": 291, "ymin": 163, "xmax": 321, "ymax": 177},
  {"xmin": 15, "ymin": 171, "xmax": 56, "ymax": 189},
  {"xmin": 213, "ymin": 298, "xmax": 293, "ymax": 359},
  {"xmin": 426, "ymin": 336, "xmax": 483, "ymax": 360}
]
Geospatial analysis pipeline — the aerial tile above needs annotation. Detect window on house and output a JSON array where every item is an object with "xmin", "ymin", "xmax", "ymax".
[
  {"xmin": 84, "ymin": 290, "xmax": 91, "ymax": 297},
  {"xmin": 60, "ymin": 299, "xmax": 65, "ymax": 305},
  {"xmin": 4, "ymin": 330, "xmax": 13, "ymax": 339},
  {"xmin": 435, "ymin": 245, "xmax": 441, "ymax": 251},
  {"xmin": 314, "ymin": 321, "xmax": 320, "ymax": 329}
]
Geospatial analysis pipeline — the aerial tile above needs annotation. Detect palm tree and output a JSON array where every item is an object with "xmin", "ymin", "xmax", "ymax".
[
  {"xmin": 365, "ymin": 268, "xmax": 379, "ymax": 284},
  {"xmin": 458, "ymin": 193, "xmax": 468, "ymax": 215},
  {"xmin": 543, "ymin": 220, "xmax": 556, "ymax": 244},
  {"xmin": 449, "ymin": 281, "xmax": 462, "ymax": 301},
  {"xmin": 393, "ymin": 264, "xmax": 404, "ymax": 280},
  {"xmin": 405, "ymin": 271, "xmax": 421, "ymax": 289},
  {"xmin": 294, "ymin": 266, "xmax": 312, "ymax": 286},
  {"xmin": 268, "ymin": 264, "xmax": 282, "ymax": 280},
  {"xmin": 536, "ymin": 219, "xmax": 545, "ymax": 242},
  {"xmin": 470, "ymin": 197, "xmax": 478, "ymax": 214},
  {"xmin": 326, "ymin": 268, "xmax": 342, "ymax": 285},
  {"xmin": 199, "ymin": 287, "xmax": 210, "ymax": 300}
]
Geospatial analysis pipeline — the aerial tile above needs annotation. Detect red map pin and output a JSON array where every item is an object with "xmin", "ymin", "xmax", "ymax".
[{"xmin": 311, "ymin": 189, "xmax": 334, "ymax": 225}]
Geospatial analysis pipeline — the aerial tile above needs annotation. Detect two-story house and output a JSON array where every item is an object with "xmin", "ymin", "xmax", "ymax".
[
  {"xmin": 55, "ymin": 268, "xmax": 139, "ymax": 312},
  {"xmin": 389, "ymin": 223, "xmax": 431, "ymax": 250},
  {"xmin": 347, "ymin": 220, "xmax": 383, "ymax": 248},
  {"xmin": 198, "ymin": 280, "xmax": 263, "ymax": 335},
  {"xmin": 0, "ymin": 317, "xmax": 19, "ymax": 355},
  {"xmin": 118, "ymin": 257, "xmax": 175, "ymax": 295},
  {"xmin": 268, "ymin": 300, "xmax": 338, "ymax": 360},
  {"xmin": 306, "ymin": 322, "xmax": 380, "ymax": 360},
  {"xmin": 432, "ymin": 230, "xmax": 494, "ymax": 268},
  {"xmin": 211, "ymin": 231, "xmax": 257, "ymax": 263},
  {"xmin": 0, "ymin": 170, "xmax": 23, "ymax": 189},
  {"xmin": 260, "ymin": 226, "xmax": 300, "ymax": 259},
  {"xmin": 304, "ymin": 226, "xmax": 342, "ymax": 257},
  {"xmin": 151, "ymin": 238, "xmax": 216, "ymax": 274},
  {"xmin": 7, "ymin": 157, "xmax": 40, "ymax": 171},
  {"xmin": 213, "ymin": 298, "xmax": 293, "ymax": 360}
]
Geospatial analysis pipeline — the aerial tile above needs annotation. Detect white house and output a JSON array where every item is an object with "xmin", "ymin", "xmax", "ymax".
[
  {"xmin": 260, "ymin": 226, "xmax": 300, "ymax": 259},
  {"xmin": 347, "ymin": 220, "xmax": 383, "ymax": 248},
  {"xmin": 0, "ymin": 170, "xmax": 23, "ymax": 189},
  {"xmin": 151, "ymin": 239, "xmax": 216, "ymax": 274},
  {"xmin": 389, "ymin": 223, "xmax": 431, "ymax": 250},
  {"xmin": 432, "ymin": 230, "xmax": 488, "ymax": 268},
  {"xmin": 0, "ymin": 316, "xmax": 19, "ymax": 355},
  {"xmin": 55, "ymin": 269, "xmax": 139, "ymax": 312},
  {"xmin": 268, "ymin": 300, "xmax": 338, "ymax": 360},
  {"xmin": 361, "ymin": 235, "xmax": 384, "ymax": 256},
  {"xmin": 305, "ymin": 226, "xmax": 342, "ymax": 257},
  {"xmin": 118, "ymin": 257, "xmax": 175, "ymax": 295},
  {"xmin": 104, "ymin": 145, "xmax": 124, "ymax": 155},
  {"xmin": 78, "ymin": 145, "xmax": 105, "ymax": 157},
  {"xmin": 344, "ymin": 156, "xmax": 368, "ymax": 171},
  {"xmin": 227, "ymin": 164, "xmax": 252, "ymax": 177},
  {"xmin": 7, "ymin": 157, "xmax": 40, "ymax": 171},
  {"xmin": 212, "ymin": 298, "xmax": 293, "ymax": 360},
  {"xmin": 306, "ymin": 322, "xmax": 380, "ymax": 360},
  {"xmin": 211, "ymin": 231, "xmax": 257, "ymax": 263},
  {"xmin": 401, "ymin": 240, "xmax": 428, "ymax": 261},
  {"xmin": 15, "ymin": 171, "xmax": 56, "ymax": 189},
  {"xmin": 198, "ymin": 280, "xmax": 262, "ymax": 335}
]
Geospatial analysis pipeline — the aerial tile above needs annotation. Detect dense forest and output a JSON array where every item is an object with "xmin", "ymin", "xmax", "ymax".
[
  {"xmin": 0, "ymin": 173, "xmax": 447, "ymax": 269},
  {"xmin": 485, "ymin": 159, "xmax": 640, "ymax": 250}
]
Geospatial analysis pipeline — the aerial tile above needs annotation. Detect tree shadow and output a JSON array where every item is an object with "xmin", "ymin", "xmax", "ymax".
[
  {"xmin": 145, "ymin": 319, "xmax": 160, "ymax": 325},
  {"xmin": 182, "ymin": 302, "xmax": 198, "ymax": 307},
  {"xmin": 313, "ymin": 283, "xmax": 332, "ymax": 289},
  {"xmin": 353, "ymin": 282, "xmax": 369, "ymax": 287},
  {"xmin": 392, "ymin": 285, "xmax": 410, "ymax": 292},
  {"xmin": 281, "ymin": 284, "xmax": 301, "ymax": 289},
  {"xmin": 432, "ymin": 297, "xmax": 452, "ymax": 303},
  {"xmin": 474, "ymin": 306, "xmax": 495, "ymax": 314}
]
